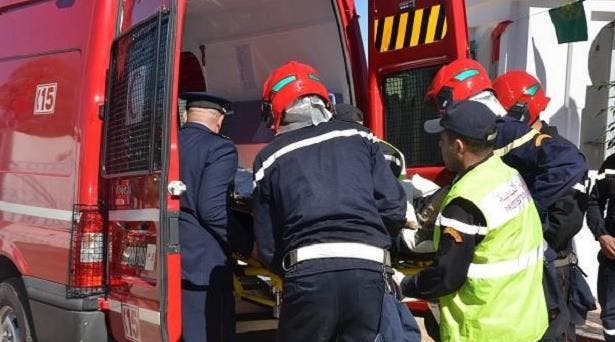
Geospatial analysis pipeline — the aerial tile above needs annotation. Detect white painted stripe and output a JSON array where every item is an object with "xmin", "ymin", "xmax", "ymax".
[
  {"xmin": 236, "ymin": 319, "xmax": 278, "ymax": 333},
  {"xmin": 254, "ymin": 129, "xmax": 377, "ymax": 182},
  {"xmin": 493, "ymin": 129, "xmax": 539, "ymax": 157},
  {"xmin": 467, "ymin": 244, "xmax": 543, "ymax": 279},
  {"xmin": 109, "ymin": 299, "xmax": 121, "ymax": 313},
  {"xmin": 107, "ymin": 299, "xmax": 161, "ymax": 325},
  {"xmin": 139, "ymin": 307, "xmax": 161, "ymax": 325},
  {"xmin": 436, "ymin": 215, "xmax": 488, "ymax": 235},
  {"xmin": 479, "ymin": 174, "xmax": 532, "ymax": 228},
  {"xmin": 604, "ymin": 327, "xmax": 615, "ymax": 335},
  {"xmin": 0, "ymin": 200, "xmax": 73, "ymax": 221},
  {"xmin": 595, "ymin": 169, "xmax": 615, "ymax": 180},
  {"xmin": 109, "ymin": 209, "xmax": 159, "ymax": 222}
]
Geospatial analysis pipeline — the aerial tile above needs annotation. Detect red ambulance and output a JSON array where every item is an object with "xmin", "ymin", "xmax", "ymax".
[{"xmin": 0, "ymin": 0, "xmax": 468, "ymax": 340}]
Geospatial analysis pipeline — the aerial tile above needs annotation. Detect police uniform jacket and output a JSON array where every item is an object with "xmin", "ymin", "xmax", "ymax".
[
  {"xmin": 495, "ymin": 118, "xmax": 588, "ymax": 252},
  {"xmin": 179, "ymin": 122, "xmax": 238, "ymax": 286},
  {"xmin": 588, "ymin": 153, "xmax": 615, "ymax": 241},
  {"xmin": 252, "ymin": 120, "xmax": 407, "ymax": 274}
]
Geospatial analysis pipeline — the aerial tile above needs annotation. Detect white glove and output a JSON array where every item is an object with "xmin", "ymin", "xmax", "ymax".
[
  {"xmin": 401, "ymin": 229, "xmax": 436, "ymax": 254},
  {"xmin": 391, "ymin": 268, "xmax": 406, "ymax": 289},
  {"xmin": 409, "ymin": 174, "xmax": 440, "ymax": 197}
]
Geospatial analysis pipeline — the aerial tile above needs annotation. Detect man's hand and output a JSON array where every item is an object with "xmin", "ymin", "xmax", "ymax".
[{"xmin": 598, "ymin": 235, "xmax": 615, "ymax": 259}]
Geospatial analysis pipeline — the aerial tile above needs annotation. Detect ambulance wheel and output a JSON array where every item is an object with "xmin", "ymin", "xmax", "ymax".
[{"xmin": 0, "ymin": 278, "xmax": 33, "ymax": 342}]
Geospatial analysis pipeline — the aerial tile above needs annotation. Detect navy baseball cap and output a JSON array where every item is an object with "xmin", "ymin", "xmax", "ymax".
[
  {"xmin": 424, "ymin": 100, "xmax": 498, "ymax": 142},
  {"xmin": 180, "ymin": 92, "xmax": 234, "ymax": 115}
]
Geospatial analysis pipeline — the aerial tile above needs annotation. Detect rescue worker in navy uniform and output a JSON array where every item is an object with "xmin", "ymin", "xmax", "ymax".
[
  {"xmin": 493, "ymin": 70, "xmax": 592, "ymax": 340},
  {"xmin": 396, "ymin": 100, "xmax": 548, "ymax": 341},
  {"xmin": 587, "ymin": 154, "xmax": 615, "ymax": 342},
  {"xmin": 252, "ymin": 61, "xmax": 412, "ymax": 342},
  {"xmin": 425, "ymin": 59, "xmax": 590, "ymax": 341},
  {"xmin": 178, "ymin": 92, "xmax": 238, "ymax": 342}
]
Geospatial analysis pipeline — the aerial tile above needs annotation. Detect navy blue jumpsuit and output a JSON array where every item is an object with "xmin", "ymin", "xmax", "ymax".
[
  {"xmin": 495, "ymin": 117, "xmax": 589, "ymax": 340},
  {"xmin": 179, "ymin": 122, "xmax": 238, "ymax": 342},
  {"xmin": 587, "ymin": 154, "xmax": 615, "ymax": 342},
  {"xmin": 252, "ymin": 119, "xmax": 409, "ymax": 342}
]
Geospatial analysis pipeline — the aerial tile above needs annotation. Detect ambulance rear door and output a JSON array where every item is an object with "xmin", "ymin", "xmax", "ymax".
[
  {"xmin": 100, "ymin": 1, "xmax": 185, "ymax": 341},
  {"xmin": 368, "ymin": 0, "xmax": 469, "ymax": 182}
]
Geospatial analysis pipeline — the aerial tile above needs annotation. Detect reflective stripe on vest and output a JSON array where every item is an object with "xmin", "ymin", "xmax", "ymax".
[{"xmin": 467, "ymin": 243, "xmax": 543, "ymax": 279}]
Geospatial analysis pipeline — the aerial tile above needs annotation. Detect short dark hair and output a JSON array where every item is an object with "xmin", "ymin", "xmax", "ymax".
[{"xmin": 446, "ymin": 130, "xmax": 495, "ymax": 154}]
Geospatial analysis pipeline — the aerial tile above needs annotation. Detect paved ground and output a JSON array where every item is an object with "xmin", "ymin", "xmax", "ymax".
[
  {"xmin": 577, "ymin": 310, "xmax": 605, "ymax": 341},
  {"xmin": 236, "ymin": 313, "xmax": 607, "ymax": 342}
]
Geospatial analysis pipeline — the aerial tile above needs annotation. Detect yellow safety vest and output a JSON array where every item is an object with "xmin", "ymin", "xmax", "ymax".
[{"xmin": 433, "ymin": 155, "xmax": 548, "ymax": 342}]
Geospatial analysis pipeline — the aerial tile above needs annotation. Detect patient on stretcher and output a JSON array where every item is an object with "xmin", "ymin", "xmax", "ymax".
[{"xmin": 229, "ymin": 166, "xmax": 445, "ymax": 263}]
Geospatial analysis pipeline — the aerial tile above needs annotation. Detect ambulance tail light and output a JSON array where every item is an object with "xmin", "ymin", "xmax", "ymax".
[{"xmin": 67, "ymin": 205, "xmax": 106, "ymax": 298}]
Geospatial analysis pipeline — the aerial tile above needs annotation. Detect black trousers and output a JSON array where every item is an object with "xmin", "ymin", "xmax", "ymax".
[
  {"xmin": 277, "ymin": 266, "xmax": 385, "ymax": 342},
  {"xmin": 181, "ymin": 267, "xmax": 235, "ymax": 342},
  {"xmin": 598, "ymin": 254, "xmax": 615, "ymax": 342},
  {"xmin": 541, "ymin": 250, "xmax": 574, "ymax": 341}
]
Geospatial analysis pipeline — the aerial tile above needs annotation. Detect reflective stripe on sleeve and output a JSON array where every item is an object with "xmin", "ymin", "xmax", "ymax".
[
  {"xmin": 254, "ymin": 129, "xmax": 377, "ymax": 182},
  {"xmin": 467, "ymin": 244, "xmax": 543, "ymax": 279},
  {"xmin": 436, "ymin": 215, "xmax": 488, "ymax": 235},
  {"xmin": 604, "ymin": 328, "xmax": 615, "ymax": 336},
  {"xmin": 595, "ymin": 169, "xmax": 615, "ymax": 180},
  {"xmin": 493, "ymin": 130, "xmax": 539, "ymax": 157},
  {"xmin": 572, "ymin": 182, "xmax": 587, "ymax": 194}
]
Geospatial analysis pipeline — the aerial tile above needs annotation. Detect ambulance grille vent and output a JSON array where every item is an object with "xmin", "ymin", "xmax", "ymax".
[
  {"xmin": 383, "ymin": 66, "xmax": 442, "ymax": 167},
  {"xmin": 102, "ymin": 13, "xmax": 169, "ymax": 176}
]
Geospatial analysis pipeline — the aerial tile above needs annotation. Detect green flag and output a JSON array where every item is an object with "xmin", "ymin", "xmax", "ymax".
[{"xmin": 549, "ymin": 1, "xmax": 588, "ymax": 44}]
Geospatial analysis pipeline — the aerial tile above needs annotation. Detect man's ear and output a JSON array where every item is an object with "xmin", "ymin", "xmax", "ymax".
[{"xmin": 454, "ymin": 137, "xmax": 465, "ymax": 156}]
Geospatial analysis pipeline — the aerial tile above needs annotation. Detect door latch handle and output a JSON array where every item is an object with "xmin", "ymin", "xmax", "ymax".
[{"xmin": 167, "ymin": 180, "xmax": 186, "ymax": 196}]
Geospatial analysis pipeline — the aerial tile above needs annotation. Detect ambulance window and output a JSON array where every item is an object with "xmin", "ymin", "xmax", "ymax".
[
  {"xmin": 383, "ymin": 66, "xmax": 442, "ymax": 167},
  {"xmin": 102, "ymin": 14, "xmax": 169, "ymax": 176}
]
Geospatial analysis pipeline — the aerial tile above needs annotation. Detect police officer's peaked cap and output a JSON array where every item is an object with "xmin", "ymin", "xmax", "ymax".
[{"xmin": 180, "ymin": 92, "xmax": 234, "ymax": 115}]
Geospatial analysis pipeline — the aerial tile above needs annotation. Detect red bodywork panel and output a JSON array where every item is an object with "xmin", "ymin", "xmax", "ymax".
[
  {"xmin": 336, "ymin": 0, "xmax": 369, "ymax": 115},
  {"xmin": 368, "ymin": 0, "xmax": 468, "ymax": 185},
  {"xmin": 0, "ymin": 0, "xmax": 372, "ymax": 340},
  {"xmin": 0, "ymin": 0, "xmax": 117, "ymax": 282}
]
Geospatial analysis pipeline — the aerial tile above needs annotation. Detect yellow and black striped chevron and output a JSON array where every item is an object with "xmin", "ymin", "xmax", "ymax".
[{"xmin": 374, "ymin": 4, "xmax": 447, "ymax": 53}]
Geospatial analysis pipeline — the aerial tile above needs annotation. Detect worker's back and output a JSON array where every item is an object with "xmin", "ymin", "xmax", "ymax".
[{"xmin": 252, "ymin": 119, "xmax": 406, "ymax": 270}]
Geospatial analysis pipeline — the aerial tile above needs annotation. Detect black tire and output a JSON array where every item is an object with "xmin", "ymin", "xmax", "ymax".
[{"xmin": 0, "ymin": 278, "xmax": 34, "ymax": 342}]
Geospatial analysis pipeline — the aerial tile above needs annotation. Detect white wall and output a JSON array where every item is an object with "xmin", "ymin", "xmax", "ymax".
[{"xmin": 467, "ymin": 0, "xmax": 615, "ymax": 297}]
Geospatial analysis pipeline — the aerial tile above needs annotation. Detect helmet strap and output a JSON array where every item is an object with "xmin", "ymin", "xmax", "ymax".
[
  {"xmin": 436, "ymin": 87, "xmax": 454, "ymax": 111},
  {"xmin": 508, "ymin": 103, "xmax": 530, "ymax": 124},
  {"xmin": 261, "ymin": 101, "xmax": 275, "ymax": 128}
]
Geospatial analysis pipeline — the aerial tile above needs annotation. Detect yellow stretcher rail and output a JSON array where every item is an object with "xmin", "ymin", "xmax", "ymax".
[{"xmin": 232, "ymin": 257, "xmax": 430, "ymax": 312}]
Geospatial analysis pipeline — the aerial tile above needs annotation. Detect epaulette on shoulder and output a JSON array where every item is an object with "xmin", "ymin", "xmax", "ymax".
[{"xmin": 534, "ymin": 133, "xmax": 552, "ymax": 147}]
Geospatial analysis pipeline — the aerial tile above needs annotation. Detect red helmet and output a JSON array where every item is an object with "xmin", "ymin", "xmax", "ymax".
[
  {"xmin": 492, "ymin": 70, "xmax": 550, "ymax": 126},
  {"xmin": 426, "ymin": 58, "xmax": 493, "ymax": 110},
  {"xmin": 262, "ymin": 61, "xmax": 330, "ymax": 131}
]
